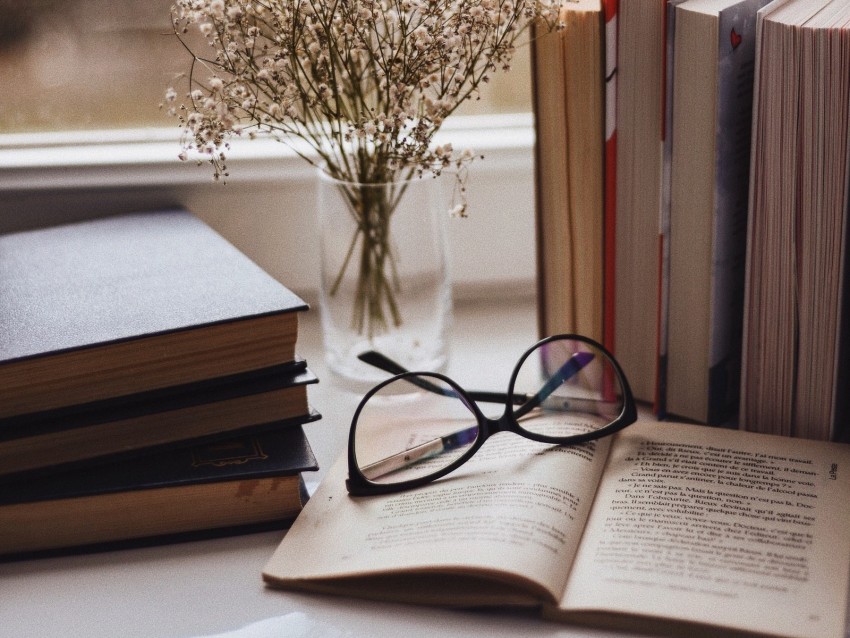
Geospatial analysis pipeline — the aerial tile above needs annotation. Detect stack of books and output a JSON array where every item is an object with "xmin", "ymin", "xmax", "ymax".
[{"xmin": 0, "ymin": 209, "xmax": 320, "ymax": 557}]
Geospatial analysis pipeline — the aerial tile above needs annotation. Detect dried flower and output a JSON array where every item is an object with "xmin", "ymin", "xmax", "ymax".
[
  {"xmin": 166, "ymin": 0, "xmax": 562, "ymax": 337},
  {"xmin": 167, "ymin": 0, "xmax": 562, "ymax": 186}
]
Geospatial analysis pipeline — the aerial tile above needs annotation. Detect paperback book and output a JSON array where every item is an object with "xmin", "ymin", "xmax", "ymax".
[
  {"xmin": 740, "ymin": 0, "xmax": 850, "ymax": 441},
  {"xmin": 264, "ymin": 419, "xmax": 850, "ymax": 638},
  {"xmin": 532, "ymin": 0, "xmax": 607, "ymax": 344},
  {"xmin": 665, "ymin": 0, "xmax": 767, "ymax": 424}
]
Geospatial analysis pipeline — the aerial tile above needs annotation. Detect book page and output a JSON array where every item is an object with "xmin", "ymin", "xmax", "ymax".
[
  {"xmin": 264, "ymin": 430, "xmax": 612, "ymax": 606},
  {"xmin": 558, "ymin": 419, "xmax": 850, "ymax": 638}
]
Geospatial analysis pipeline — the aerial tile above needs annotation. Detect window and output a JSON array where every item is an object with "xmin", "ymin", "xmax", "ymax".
[
  {"xmin": 0, "ymin": 0, "xmax": 532, "ymax": 134},
  {"xmin": 0, "ymin": 2, "xmax": 537, "ymax": 298},
  {"xmin": 0, "ymin": 0, "xmax": 175, "ymax": 132}
]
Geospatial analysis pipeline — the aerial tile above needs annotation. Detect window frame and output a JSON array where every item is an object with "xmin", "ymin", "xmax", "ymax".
[{"xmin": 0, "ymin": 113, "xmax": 534, "ymax": 190}]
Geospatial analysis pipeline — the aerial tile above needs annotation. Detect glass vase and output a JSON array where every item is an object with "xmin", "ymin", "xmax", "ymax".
[{"xmin": 316, "ymin": 167, "xmax": 453, "ymax": 392}]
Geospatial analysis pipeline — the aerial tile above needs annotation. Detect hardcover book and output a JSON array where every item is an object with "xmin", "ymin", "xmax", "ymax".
[
  {"xmin": 0, "ymin": 209, "xmax": 308, "ymax": 420},
  {"xmin": 0, "ymin": 361, "xmax": 318, "ymax": 480},
  {"xmin": 264, "ymin": 419, "xmax": 850, "ymax": 638},
  {"xmin": 0, "ymin": 424, "xmax": 318, "ymax": 558}
]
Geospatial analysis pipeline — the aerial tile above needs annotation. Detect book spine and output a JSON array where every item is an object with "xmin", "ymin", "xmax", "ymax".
[
  {"xmin": 705, "ymin": 0, "xmax": 765, "ymax": 425},
  {"xmin": 603, "ymin": 0, "xmax": 618, "ymax": 354},
  {"xmin": 531, "ymin": 21, "xmax": 549, "ymax": 341}
]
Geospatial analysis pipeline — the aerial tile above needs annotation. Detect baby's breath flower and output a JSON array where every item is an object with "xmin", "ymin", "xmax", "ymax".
[
  {"xmin": 168, "ymin": 0, "xmax": 562, "ymax": 185},
  {"xmin": 449, "ymin": 203, "xmax": 467, "ymax": 217}
]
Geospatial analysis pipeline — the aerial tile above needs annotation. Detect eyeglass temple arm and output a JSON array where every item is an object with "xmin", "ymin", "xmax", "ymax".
[
  {"xmin": 356, "ymin": 350, "xmax": 593, "ymax": 412},
  {"xmin": 357, "ymin": 351, "xmax": 521, "ymax": 404}
]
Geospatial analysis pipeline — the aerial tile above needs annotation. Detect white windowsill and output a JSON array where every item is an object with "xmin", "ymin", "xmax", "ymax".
[{"xmin": 0, "ymin": 113, "xmax": 535, "ymax": 191}]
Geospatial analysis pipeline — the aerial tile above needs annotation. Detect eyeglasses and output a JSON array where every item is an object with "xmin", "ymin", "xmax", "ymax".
[{"xmin": 345, "ymin": 334, "xmax": 636, "ymax": 496}]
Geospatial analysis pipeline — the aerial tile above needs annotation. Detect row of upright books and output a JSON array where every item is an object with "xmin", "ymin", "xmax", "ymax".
[
  {"xmin": 0, "ymin": 209, "xmax": 320, "ymax": 557},
  {"xmin": 533, "ymin": 0, "xmax": 850, "ymax": 441}
]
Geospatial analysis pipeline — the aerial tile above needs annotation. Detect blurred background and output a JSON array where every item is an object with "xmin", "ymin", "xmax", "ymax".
[{"xmin": 0, "ymin": 0, "xmax": 533, "ymax": 133}]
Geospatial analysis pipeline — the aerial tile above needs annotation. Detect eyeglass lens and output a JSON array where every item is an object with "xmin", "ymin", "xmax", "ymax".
[
  {"xmin": 511, "ymin": 337, "xmax": 625, "ymax": 437},
  {"xmin": 352, "ymin": 337, "xmax": 625, "ymax": 487},
  {"xmin": 353, "ymin": 374, "xmax": 480, "ymax": 485}
]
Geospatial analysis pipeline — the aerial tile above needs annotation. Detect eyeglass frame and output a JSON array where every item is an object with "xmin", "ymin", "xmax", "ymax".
[{"xmin": 345, "ymin": 333, "xmax": 637, "ymax": 496}]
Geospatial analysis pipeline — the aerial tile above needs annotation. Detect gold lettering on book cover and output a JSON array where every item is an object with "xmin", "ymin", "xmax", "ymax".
[{"xmin": 191, "ymin": 438, "xmax": 268, "ymax": 468}]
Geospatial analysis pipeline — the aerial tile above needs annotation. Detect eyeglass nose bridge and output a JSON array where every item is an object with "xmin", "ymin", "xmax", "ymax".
[{"xmin": 484, "ymin": 409, "xmax": 519, "ymax": 437}]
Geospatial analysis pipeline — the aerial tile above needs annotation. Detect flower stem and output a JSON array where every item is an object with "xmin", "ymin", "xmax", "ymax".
[{"xmin": 334, "ymin": 179, "xmax": 404, "ymax": 339}]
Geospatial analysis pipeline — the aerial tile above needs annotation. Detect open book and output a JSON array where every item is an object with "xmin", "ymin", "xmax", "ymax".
[{"xmin": 263, "ymin": 419, "xmax": 850, "ymax": 638}]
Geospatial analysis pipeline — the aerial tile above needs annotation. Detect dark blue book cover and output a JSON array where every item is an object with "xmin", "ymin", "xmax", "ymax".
[{"xmin": 0, "ymin": 209, "xmax": 309, "ymax": 420}]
